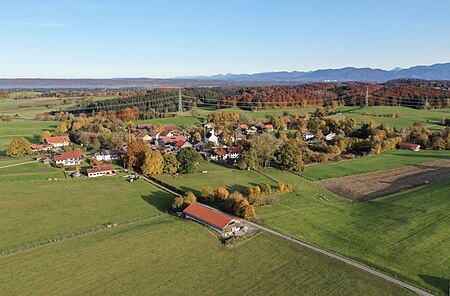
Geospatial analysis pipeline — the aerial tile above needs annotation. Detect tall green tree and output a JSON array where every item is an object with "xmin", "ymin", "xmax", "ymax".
[
  {"xmin": 176, "ymin": 147, "xmax": 202, "ymax": 174},
  {"xmin": 163, "ymin": 152, "xmax": 180, "ymax": 174},
  {"xmin": 275, "ymin": 144, "xmax": 304, "ymax": 171}
]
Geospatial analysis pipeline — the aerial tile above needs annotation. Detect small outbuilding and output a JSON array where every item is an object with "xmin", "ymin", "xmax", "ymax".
[{"xmin": 398, "ymin": 142, "xmax": 420, "ymax": 151}]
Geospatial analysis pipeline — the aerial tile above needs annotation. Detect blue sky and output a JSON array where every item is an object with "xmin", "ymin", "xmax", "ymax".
[{"xmin": 0, "ymin": 0, "xmax": 449, "ymax": 78}]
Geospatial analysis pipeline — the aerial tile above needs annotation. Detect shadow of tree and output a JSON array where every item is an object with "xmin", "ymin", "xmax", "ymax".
[
  {"xmin": 141, "ymin": 192, "xmax": 174, "ymax": 213},
  {"xmin": 418, "ymin": 274, "xmax": 448, "ymax": 294}
]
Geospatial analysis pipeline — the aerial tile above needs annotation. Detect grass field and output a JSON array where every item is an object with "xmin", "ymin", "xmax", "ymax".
[
  {"xmin": 155, "ymin": 161, "xmax": 449, "ymax": 294},
  {"xmin": 0, "ymin": 118, "xmax": 57, "ymax": 155},
  {"xmin": 0, "ymin": 215, "xmax": 411, "ymax": 296},
  {"xmin": 0, "ymin": 160, "xmax": 64, "ymax": 182},
  {"xmin": 0, "ymin": 94, "xmax": 118, "ymax": 118},
  {"xmin": 303, "ymin": 149, "xmax": 450, "ymax": 180},
  {"xmin": 157, "ymin": 161, "xmax": 277, "ymax": 196},
  {"xmin": 255, "ymin": 171, "xmax": 450, "ymax": 295},
  {"xmin": 0, "ymin": 176, "xmax": 173, "ymax": 253},
  {"xmin": 336, "ymin": 106, "xmax": 450, "ymax": 131}
]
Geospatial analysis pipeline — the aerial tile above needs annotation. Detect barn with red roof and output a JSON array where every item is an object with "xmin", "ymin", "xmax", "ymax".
[{"xmin": 183, "ymin": 203, "xmax": 238, "ymax": 233}]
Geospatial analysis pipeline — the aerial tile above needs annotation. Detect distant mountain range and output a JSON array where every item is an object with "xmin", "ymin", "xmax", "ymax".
[
  {"xmin": 1, "ymin": 62, "xmax": 449, "ymax": 88},
  {"xmin": 186, "ymin": 62, "xmax": 450, "ymax": 82}
]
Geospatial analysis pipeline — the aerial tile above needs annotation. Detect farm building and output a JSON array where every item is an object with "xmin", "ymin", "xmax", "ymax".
[
  {"xmin": 398, "ymin": 142, "xmax": 420, "ymax": 151},
  {"xmin": 86, "ymin": 164, "xmax": 115, "ymax": 178},
  {"xmin": 54, "ymin": 151, "xmax": 83, "ymax": 166},
  {"xmin": 45, "ymin": 135, "xmax": 71, "ymax": 147},
  {"xmin": 93, "ymin": 149, "xmax": 122, "ymax": 161},
  {"xmin": 183, "ymin": 203, "xmax": 239, "ymax": 233},
  {"xmin": 30, "ymin": 143, "xmax": 52, "ymax": 152}
]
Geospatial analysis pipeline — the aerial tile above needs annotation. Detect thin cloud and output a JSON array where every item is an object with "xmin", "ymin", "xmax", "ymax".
[{"xmin": 0, "ymin": 21, "xmax": 66, "ymax": 27}]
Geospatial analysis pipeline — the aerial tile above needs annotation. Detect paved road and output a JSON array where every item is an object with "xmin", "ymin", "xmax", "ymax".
[
  {"xmin": 0, "ymin": 160, "xmax": 37, "ymax": 170},
  {"xmin": 245, "ymin": 220, "xmax": 433, "ymax": 296},
  {"xmin": 140, "ymin": 177, "xmax": 433, "ymax": 296}
]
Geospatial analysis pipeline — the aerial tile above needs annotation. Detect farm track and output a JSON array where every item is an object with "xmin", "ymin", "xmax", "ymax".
[{"xmin": 317, "ymin": 159, "xmax": 450, "ymax": 201}]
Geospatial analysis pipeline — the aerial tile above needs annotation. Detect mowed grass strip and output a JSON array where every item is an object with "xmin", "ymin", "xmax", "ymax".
[
  {"xmin": 0, "ymin": 161, "xmax": 64, "ymax": 182},
  {"xmin": 0, "ymin": 215, "xmax": 412, "ymax": 296},
  {"xmin": 0, "ymin": 177, "xmax": 173, "ymax": 252},
  {"xmin": 256, "ymin": 171, "xmax": 450, "ymax": 295},
  {"xmin": 302, "ymin": 149, "xmax": 450, "ymax": 180}
]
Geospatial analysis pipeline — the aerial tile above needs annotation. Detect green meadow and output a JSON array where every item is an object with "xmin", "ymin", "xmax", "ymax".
[
  {"xmin": 336, "ymin": 106, "xmax": 450, "ymax": 130},
  {"xmin": 303, "ymin": 149, "xmax": 450, "ymax": 180},
  {"xmin": 0, "ymin": 215, "xmax": 411, "ymax": 296},
  {"xmin": 0, "ymin": 118, "xmax": 57, "ymax": 155},
  {"xmin": 156, "ymin": 161, "xmax": 449, "ymax": 295},
  {"xmin": 256, "ymin": 171, "xmax": 450, "ymax": 295},
  {"xmin": 0, "ymin": 176, "xmax": 173, "ymax": 253}
]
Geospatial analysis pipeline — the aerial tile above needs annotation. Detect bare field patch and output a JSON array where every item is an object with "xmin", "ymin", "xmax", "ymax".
[{"xmin": 317, "ymin": 159, "xmax": 450, "ymax": 201}]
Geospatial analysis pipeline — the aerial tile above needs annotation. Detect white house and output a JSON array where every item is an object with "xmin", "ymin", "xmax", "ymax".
[
  {"xmin": 87, "ymin": 164, "xmax": 115, "ymax": 177},
  {"xmin": 93, "ymin": 149, "xmax": 121, "ymax": 161},
  {"xmin": 54, "ymin": 151, "xmax": 82, "ymax": 166},
  {"xmin": 45, "ymin": 135, "xmax": 71, "ymax": 148}
]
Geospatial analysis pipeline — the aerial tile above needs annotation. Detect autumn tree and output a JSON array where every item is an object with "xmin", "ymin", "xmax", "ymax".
[
  {"xmin": 40, "ymin": 131, "xmax": 52, "ymax": 142},
  {"xmin": 123, "ymin": 140, "xmax": 150, "ymax": 169},
  {"xmin": 141, "ymin": 150, "xmax": 164, "ymax": 175},
  {"xmin": 172, "ymin": 191, "xmax": 197, "ymax": 211},
  {"xmin": 6, "ymin": 138, "xmax": 32, "ymax": 156},
  {"xmin": 201, "ymin": 186, "xmax": 215, "ymax": 201},
  {"xmin": 215, "ymin": 186, "xmax": 230, "ymax": 201},
  {"xmin": 163, "ymin": 152, "xmax": 180, "ymax": 174},
  {"xmin": 251, "ymin": 133, "xmax": 280, "ymax": 168}
]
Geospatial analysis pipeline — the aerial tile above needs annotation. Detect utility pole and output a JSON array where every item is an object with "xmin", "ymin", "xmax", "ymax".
[
  {"xmin": 365, "ymin": 86, "xmax": 369, "ymax": 107},
  {"xmin": 178, "ymin": 88, "xmax": 183, "ymax": 114}
]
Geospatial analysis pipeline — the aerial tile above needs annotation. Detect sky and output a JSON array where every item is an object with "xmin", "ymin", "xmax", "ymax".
[{"xmin": 0, "ymin": 0, "xmax": 449, "ymax": 78}]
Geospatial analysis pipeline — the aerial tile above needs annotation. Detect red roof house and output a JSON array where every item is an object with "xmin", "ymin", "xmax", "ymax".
[
  {"xmin": 45, "ymin": 135, "xmax": 71, "ymax": 147},
  {"xmin": 54, "ymin": 151, "xmax": 82, "ymax": 165},
  {"xmin": 183, "ymin": 203, "xmax": 236, "ymax": 232}
]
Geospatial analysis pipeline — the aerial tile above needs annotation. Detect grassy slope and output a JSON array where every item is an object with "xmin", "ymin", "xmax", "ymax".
[
  {"xmin": 336, "ymin": 106, "xmax": 450, "ymax": 131},
  {"xmin": 256, "ymin": 171, "xmax": 450, "ymax": 295},
  {"xmin": 157, "ymin": 161, "xmax": 277, "ymax": 196},
  {"xmin": 0, "ymin": 119, "xmax": 57, "ymax": 155},
  {"xmin": 0, "ymin": 95, "xmax": 117, "ymax": 117},
  {"xmin": 0, "ymin": 177, "xmax": 173, "ymax": 252},
  {"xmin": 0, "ymin": 215, "xmax": 411, "ymax": 296},
  {"xmin": 303, "ymin": 150, "xmax": 450, "ymax": 180}
]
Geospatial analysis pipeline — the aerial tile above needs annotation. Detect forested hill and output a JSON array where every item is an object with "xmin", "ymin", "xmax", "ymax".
[{"xmin": 67, "ymin": 80, "xmax": 450, "ymax": 115}]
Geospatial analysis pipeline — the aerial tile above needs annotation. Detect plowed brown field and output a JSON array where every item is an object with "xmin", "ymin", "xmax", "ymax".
[{"xmin": 317, "ymin": 159, "xmax": 450, "ymax": 200}]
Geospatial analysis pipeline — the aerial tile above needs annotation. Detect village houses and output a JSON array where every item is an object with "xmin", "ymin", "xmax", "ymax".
[
  {"xmin": 45, "ymin": 135, "xmax": 71, "ymax": 148},
  {"xmin": 54, "ymin": 151, "xmax": 83, "ymax": 166}
]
